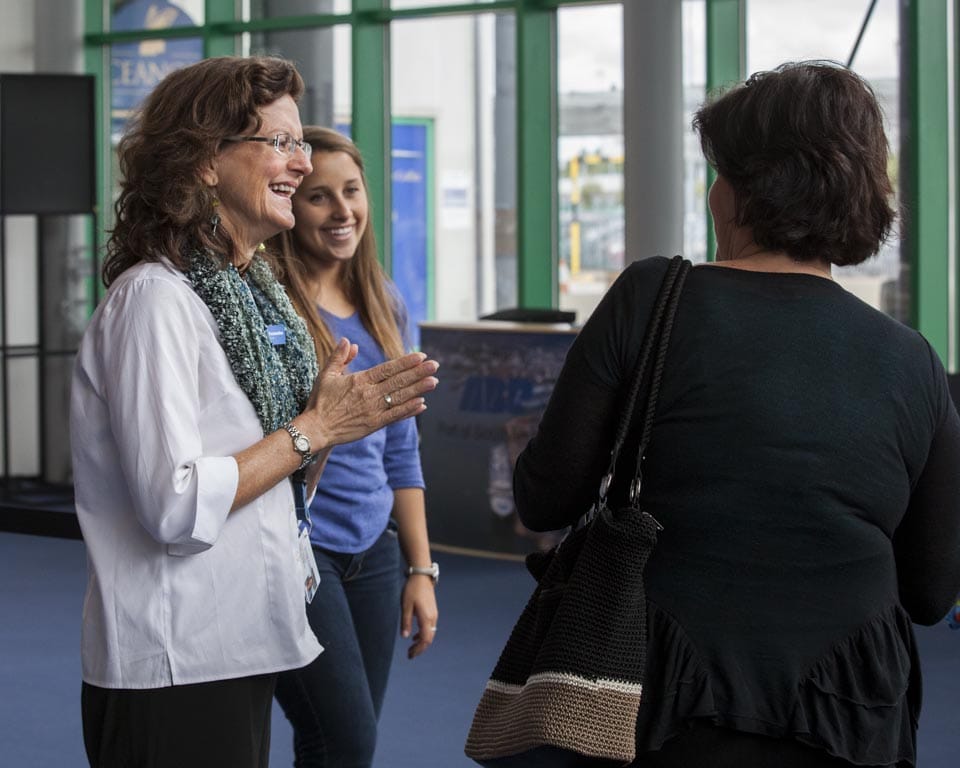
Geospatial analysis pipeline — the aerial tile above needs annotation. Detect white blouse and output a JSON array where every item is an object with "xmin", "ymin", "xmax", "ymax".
[{"xmin": 70, "ymin": 259, "xmax": 322, "ymax": 689}]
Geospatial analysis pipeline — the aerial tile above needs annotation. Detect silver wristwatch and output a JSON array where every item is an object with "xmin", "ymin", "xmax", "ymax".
[
  {"xmin": 283, "ymin": 422, "xmax": 313, "ymax": 470},
  {"xmin": 407, "ymin": 562, "xmax": 440, "ymax": 584}
]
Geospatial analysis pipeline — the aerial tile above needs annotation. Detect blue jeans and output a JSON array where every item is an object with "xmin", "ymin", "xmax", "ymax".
[{"xmin": 275, "ymin": 523, "xmax": 402, "ymax": 768}]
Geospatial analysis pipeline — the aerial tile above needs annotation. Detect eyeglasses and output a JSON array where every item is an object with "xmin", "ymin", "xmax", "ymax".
[{"xmin": 222, "ymin": 132, "xmax": 313, "ymax": 159}]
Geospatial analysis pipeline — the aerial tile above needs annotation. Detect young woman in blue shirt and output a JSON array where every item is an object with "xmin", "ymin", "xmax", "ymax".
[{"xmin": 270, "ymin": 126, "xmax": 439, "ymax": 767}]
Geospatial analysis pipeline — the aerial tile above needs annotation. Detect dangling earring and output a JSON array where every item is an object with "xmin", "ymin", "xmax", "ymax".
[
  {"xmin": 211, "ymin": 198, "xmax": 221, "ymax": 237},
  {"xmin": 257, "ymin": 242, "xmax": 266, "ymax": 252}
]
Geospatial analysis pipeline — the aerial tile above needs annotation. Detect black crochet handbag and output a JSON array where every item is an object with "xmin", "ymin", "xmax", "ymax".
[{"xmin": 465, "ymin": 255, "xmax": 691, "ymax": 767}]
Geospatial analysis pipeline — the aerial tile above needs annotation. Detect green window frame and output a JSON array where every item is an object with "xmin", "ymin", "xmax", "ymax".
[
  {"xmin": 83, "ymin": 0, "xmax": 960, "ymax": 367},
  {"xmin": 83, "ymin": 0, "xmax": 570, "ymax": 310}
]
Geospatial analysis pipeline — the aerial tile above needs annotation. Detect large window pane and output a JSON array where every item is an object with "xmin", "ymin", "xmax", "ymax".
[
  {"xmin": 392, "ymin": 14, "xmax": 516, "ymax": 336},
  {"xmin": 247, "ymin": 25, "xmax": 352, "ymax": 129},
  {"xmin": 747, "ymin": 0, "xmax": 903, "ymax": 319},
  {"xmin": 557, "ymin": 4, "xmax": 623, "ymax": 323}
]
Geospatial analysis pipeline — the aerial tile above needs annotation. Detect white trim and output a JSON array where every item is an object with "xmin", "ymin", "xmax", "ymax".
[{"xmin": 486, "ymin": 672, "xmax": 643, "ymax": 697}]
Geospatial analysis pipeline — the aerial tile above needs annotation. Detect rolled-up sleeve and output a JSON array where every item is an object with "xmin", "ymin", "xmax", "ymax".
[{"xmin": 97, "ymin": 277, "xmax": 239, "ymax": 551}]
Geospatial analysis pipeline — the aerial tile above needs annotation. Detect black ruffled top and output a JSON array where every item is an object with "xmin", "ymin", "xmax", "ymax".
[
  {"xmin": 514, "ymin": 258, "xmax": 960, "ymax": 767},
  {"xmin": 635, "ymin": 602, "xmax": 921, "ymax": 766}
]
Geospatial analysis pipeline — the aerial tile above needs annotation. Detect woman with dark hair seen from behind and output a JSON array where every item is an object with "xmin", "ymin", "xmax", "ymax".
[
  {"xmin": 70, "ymin": 57, "xmax": 438, "ymax": 768},
  {"xmin": 269, "ymin": 126, "xmax": 438, "ymax": 768},
  {"xmin": 512, "ymin": 61, "xmax": 960, "ymax": 767}
]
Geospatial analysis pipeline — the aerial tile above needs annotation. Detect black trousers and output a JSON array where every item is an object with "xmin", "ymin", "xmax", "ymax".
[{"xmin": 81, "ymin": 673, "xmax": 277, "ymax": 768}]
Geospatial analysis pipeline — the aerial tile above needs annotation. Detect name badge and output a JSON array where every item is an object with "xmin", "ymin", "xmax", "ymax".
[
  {"xmin": 266, "ymin": 324, "xmax": 287, "ymax": 346},
  {"xmin": 298, "ymin": 528, "xmax": 320, "ymax": 604}
]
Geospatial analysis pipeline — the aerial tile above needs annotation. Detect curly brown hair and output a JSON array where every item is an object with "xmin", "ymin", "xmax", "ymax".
[
  {"xmin": 270, "ymin": 126, "xmax": 406, "ymax": 361},
  {"xmin": 102, "ymin": 56, "xmax": 305, "ymax": 286},
  {"xmin": 692, "ymin": 60, "xmax": 895, "ymax": 266}
]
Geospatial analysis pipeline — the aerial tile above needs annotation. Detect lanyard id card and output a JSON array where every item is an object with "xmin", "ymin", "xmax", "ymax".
[
  {"xmin": 298, "ymin": 526, "xmax": 320, "ymax": 604},
  {"xmin": 291, "ymin": 475, "xmax": 319, "ymax": 603}
]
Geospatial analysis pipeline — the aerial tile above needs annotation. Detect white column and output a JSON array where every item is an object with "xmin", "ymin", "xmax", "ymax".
[{"xmin": 623, "ymin": 0, "xmax": 685, "ymax": 262}]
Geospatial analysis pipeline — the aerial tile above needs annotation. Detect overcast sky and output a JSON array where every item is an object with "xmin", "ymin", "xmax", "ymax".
[{"xmin": 559, "ymin": 0, "xmax": 900, "ymax": 93}]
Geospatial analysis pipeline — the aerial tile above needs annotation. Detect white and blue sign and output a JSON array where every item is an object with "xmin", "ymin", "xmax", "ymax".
[{"xmin": 111, "ymin": 1, "xmax": 203, "ymax": 140}]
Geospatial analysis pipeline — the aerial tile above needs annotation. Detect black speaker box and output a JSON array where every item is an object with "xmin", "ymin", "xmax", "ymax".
[{"xmin": 0, "ymin": 73, "xmax": 95, "ymax": 215}]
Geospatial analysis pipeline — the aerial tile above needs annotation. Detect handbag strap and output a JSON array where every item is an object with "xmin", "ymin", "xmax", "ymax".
[
  {"xmin": 629, "ymin": 257, "xmax": 690, "ymax": 501},
  {"xmin": 597, "ymin": 255, "xmax": 690, "ymax": 510}
]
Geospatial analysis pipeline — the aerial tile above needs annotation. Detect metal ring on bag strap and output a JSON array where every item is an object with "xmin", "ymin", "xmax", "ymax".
[{"xmin": 596, "ymin": 255, "xmax": 687, "ymax": 510}]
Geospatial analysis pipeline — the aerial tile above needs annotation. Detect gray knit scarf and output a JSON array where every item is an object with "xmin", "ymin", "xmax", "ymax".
[{"xmin": 185, "ymin": 249, "xmax": 318, "ymax": 436}]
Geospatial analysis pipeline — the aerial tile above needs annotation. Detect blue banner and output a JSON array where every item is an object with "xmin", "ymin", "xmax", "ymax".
[
  {"xmin": 336, "ymin": 121, "xmax": 430, "ymax": 349},
  {"xmin": 390, "ymin": 122, "xmax": 429, "ymax": 349}
]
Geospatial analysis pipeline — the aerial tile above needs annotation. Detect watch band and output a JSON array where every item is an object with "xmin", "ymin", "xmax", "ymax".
[
  {"xmin": 407, "ymin": 562, "xmax": 440, "ymax": 584},
  {"xmin": 283, "ymin": 422, "xmax": 313, "ymax": 471}
]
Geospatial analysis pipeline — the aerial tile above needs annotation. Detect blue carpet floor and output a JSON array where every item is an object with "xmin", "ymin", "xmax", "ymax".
[{"xmin": 0, "ymin": 531, "xmax": 956, "ymax": 767}]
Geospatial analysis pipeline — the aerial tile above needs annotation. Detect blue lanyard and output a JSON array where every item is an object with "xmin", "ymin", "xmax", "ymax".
[{"xmin": 291, "ymin": 471, "xmax": 312, "ymax": 534}]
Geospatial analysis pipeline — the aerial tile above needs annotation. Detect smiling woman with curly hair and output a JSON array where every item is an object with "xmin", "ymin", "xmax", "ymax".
[{"xmin": 72, "ymin": 56, "xmax": 438, "ymax": 768}]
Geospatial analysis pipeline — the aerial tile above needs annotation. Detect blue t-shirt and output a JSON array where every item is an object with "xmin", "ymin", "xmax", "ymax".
[{"xmin": 308, "ymin": 307, "xmax": 425, "ymax": 553}]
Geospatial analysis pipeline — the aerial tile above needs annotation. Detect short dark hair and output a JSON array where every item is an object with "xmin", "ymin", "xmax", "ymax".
[
  {"xmin": 103, "ymin": 56, "xmax": 305, "ymax": 286},
  {"xmin": 692, "ymin": 60, "xmax": 895, "ymax": 266}
]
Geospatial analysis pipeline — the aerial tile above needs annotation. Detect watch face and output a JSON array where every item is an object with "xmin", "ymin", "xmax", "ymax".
[{"xmin": 294, "ymin": 435, "xmax": 310, "ymax": 453}]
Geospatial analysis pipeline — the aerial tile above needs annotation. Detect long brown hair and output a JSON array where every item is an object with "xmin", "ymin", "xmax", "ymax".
[
  {"xmin": 103, "ymin": 56, "xmax": 305, "ymax": 286},
  {"xmin": 272, "ymin": 126, "xmax": 405, "ymax": 361}
]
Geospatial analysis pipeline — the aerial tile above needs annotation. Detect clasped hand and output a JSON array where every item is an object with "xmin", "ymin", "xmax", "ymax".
[{"xmin": 300, "ymin": 337, "xmax": 439, "ymax": 449}]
